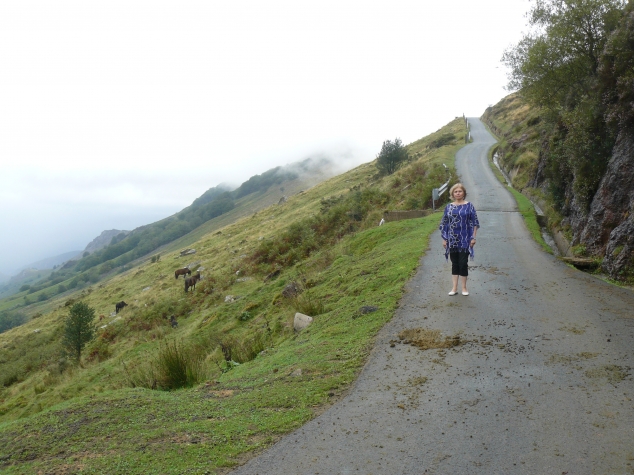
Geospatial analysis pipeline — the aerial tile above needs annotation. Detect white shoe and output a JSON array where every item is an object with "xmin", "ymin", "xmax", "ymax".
[
  {"xmin": 448, "ymin": 291, "xmax": 458, "ymax": 296},
  {"xmin": 462, "ymin": 291, "xmax": 469, "ymax": 296}
]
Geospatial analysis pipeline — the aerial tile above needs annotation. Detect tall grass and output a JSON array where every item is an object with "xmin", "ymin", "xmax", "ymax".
[
  {"xmin": 289, "ymin": 290, "xmax": 326, "ymax": 316},
  {"xmin": 124, "ymin": 341, "xmax": 207, "ymax": 390}
]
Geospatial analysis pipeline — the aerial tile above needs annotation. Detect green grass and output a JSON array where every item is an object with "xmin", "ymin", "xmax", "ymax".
[
  {"xmin": 0, "ymin": 217, "xmax": 438, "ymax": 474},
  {"xmin": 0, "ymin": 117, "xmax": 468, "ymax": 474}
]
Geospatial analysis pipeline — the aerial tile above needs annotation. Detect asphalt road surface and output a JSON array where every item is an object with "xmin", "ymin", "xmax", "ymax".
[{"xmin": 230, "ymin": 118, "xmax": 634, "ymax": 475}]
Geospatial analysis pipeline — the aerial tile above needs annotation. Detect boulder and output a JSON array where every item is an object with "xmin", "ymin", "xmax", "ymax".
[
  {"xmin": 282, "ymin": 281, "xmax": 301, "ymax": 298},
  {"xmin": 294, "ymin": 313, "xmax": 313, "ymax": 331}
]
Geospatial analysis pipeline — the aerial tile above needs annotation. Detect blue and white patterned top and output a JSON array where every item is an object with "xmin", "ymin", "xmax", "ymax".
[{"xmin": 439, "ymin": 202, "xmax": 480, "ymax": 260}]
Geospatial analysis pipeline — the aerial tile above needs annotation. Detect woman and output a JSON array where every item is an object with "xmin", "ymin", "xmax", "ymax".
[{"xmin": 439, "ymin": 183, "xmax": 480, "ymax": 296}]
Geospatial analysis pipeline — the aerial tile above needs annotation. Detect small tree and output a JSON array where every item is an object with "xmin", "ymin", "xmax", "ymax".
[
  {"xmin": 62, "ymin": 302, "xmax": 96, "ymax": 362},
  {"xmin": 376, "ymin": 138, "xmax": 409, "ymax": 175}
]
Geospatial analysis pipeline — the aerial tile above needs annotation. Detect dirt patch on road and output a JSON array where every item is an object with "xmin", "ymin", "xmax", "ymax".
[
  {"xmin": 585, "ymin": 365, "xmax": 630, "ymax": 385},
  {"xmin": 393, "ymin": 328, "xmax": 463, "ymax": 351}
]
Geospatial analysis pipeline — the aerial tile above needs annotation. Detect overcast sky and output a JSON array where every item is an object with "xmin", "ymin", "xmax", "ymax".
[{"xmin": 0, "ymin": 0, "xmax": 529, "ymax": 276}]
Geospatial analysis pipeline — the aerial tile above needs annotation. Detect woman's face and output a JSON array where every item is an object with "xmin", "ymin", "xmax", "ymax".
[{"xmin": 452, "ymin": 188, "xmax": 465, "ymax": 200}]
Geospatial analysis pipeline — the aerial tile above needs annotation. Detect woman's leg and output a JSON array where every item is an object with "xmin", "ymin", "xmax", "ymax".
[
  {"xmin": 449, "ymin": 252, "xmax": 460, "ymax": 292},
  {"xmin": 458, "ymin": 251, "xmax": 469, "ymax": 293},
  {"xmin": 451, "ymin": 274, "xmax": 459, "ymax": 293}
]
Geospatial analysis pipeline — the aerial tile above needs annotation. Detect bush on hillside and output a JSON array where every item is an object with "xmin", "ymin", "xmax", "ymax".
[
  {"xmin": 249, "ymin": 187, "xmax": 389, "ymax": 271},
  {"xmin": 428, "ymin": 133, "xmax": 455, "ymax": 149},
  {"xmin": 0, "ymin": 310, "xmax": 28, "ymax": 334},
  {"xmin": 376, "ymin": 138, "xmax": 409, "ymax": 175},
  {"xmin": 214, "ymin": 332, "xmax": 268, "ymax": 366},
  {"xmin": 123, "ymin": 341, "xmax": 207, "ymax": 390}
]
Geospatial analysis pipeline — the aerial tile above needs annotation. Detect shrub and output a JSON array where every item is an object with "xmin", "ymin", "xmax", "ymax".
[
  {"xmin": 0, "ymin": 310, "xmax": 28, "ymax": 333},
  {"xmin": 290, "ymin": 289, "xmax": 326, "ymax": 316},
  {"xmin": 2, "ymin": 372, "xmax": 20, "ymax": 388},
  {"xmin": 376, "ymin": 138, "xmax": 409, "ymax": 175},
  {"xmin": 215, "ymin": 332, "xmax": 268, "ymax": 366},
  {"xmin": 86, "ymin": 338, "xmax": 112, "ymax": 362},
  {"xmin": 154, "ymin": 341, "xmax": 206, "ymax": 389},
  {"xmin": 62, "ymin": 302, "xmax": 96, "ymax": 362},
  {"xmin": 238, "ymin": 311, "xmax": 252, "ymax": 321},
  {"xmin": 527, "ymin": 116, "xmax": 541, "ymax": 126},
  {"xmin": 249, "ymin": 187, "xmax": 389, "ymax": 271},
  {"xmin": 123, "ymin": 341, "xmax": 207, "ymax": 390},
  {"xmin": 129, "ymin": 297, "xmax": 194, "ymax": 332},
  {"xmin": 429, "ymin": 133, "xmax": 455, "ymax": 148}
]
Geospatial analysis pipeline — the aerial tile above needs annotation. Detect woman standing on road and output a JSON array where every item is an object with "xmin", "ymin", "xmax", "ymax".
[{"xmin": 439, "ymin": 183, "xmax": 480, "ymax": 296}]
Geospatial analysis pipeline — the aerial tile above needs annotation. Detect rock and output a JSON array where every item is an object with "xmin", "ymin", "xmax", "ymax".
[
  {"xmin": 294, "ymin": 313, "xmax": 313, "ymax": 331},
  {"xmin": 225, "ymin": 295, "xmax": 235, "ymax": 303},
  {"xmin": 142, "ymin": 286, "xmax": 151, "ymax": 292},
  {"xmin": 580, "ymin": 130, "xmax": 634, "ymax": 279},
  {"xmin": 282, "ymin": 281, "xmax": 301, "ymax": 298},
  {"xmin": 560, "ymin": 257, "xmax": 599, "ymax": 270},
  {"xmin": 359, "ymin": 305, "xmax": 379, "ymax": 314},
  {"xmin": 180, "ymin": 248, "xmax": 196, "ymax": 256},
  {"xmin": 290, "ymin": 368, "xmax": 302, "ymax": 377},
  {"xmin": 509, "ymin": 133, "xmax": 528, "ymax": 150}
]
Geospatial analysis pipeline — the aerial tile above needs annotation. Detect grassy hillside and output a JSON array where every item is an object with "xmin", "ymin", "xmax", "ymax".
[
  {"xmin": 0, "ymin": 117, "xmax": 467, "ymax": 474},
  {"xmin": 0, "ymin": 160, "xmax": 331, "ymax": 321},
  {"xmin": 481, "ymin": 94, "xmax": 584, "ymax": 253}
]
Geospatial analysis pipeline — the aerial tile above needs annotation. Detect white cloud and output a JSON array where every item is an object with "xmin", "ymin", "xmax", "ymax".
[{"xmin": 0, "ymin": 0, "xmax": 529, "ymax": 274}]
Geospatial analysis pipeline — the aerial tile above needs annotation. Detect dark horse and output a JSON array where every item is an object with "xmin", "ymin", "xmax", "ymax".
[
  {"xmin": 184, "ymin": 272, "xmax": 201, "ymax": 292},
  {"xmin": 115, "ymin": 301, "xmax": 128, "ymax": 313},
  {"xmin": 174, "ymin": 267, "xmax": 192, "ymax": 279}
]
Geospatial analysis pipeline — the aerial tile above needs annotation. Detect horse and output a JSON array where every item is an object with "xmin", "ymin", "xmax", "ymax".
[
  {"xmin": 115, "ymin": 301, "xmax": 128, "ymax": 313},
  {"xmin": 174, "ymin": 267, "xmax": 192, "ymax": 279},
  {"xmin": 184, "ymin": 272, "xmax": 201, "ymax": 292}
]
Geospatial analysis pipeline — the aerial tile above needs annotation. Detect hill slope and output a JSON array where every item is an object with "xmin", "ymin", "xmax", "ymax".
[
  {"xmin": 0, "ymin": 157, "xmax": 341, "ymax": 320},
  {"xmin": 0, "ymin": 117, "xmax": 468, "ymax": 474}
]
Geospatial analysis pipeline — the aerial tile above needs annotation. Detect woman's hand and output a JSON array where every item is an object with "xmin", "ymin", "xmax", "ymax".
[
  {"xmin": 470, "ymin": 238, "xmax": 476, "ymax": 248},
  {"xmin": 442, "ymin": 239, "xmax": 447, "ymax": 249}
]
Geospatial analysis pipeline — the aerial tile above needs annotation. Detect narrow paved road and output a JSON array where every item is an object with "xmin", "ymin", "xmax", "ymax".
[{"xmin": 230, "ymin": 118, "xmax": 634, "ymax": 474}]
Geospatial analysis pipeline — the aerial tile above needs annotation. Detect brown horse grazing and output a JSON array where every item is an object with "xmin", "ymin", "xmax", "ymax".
[
  {"xmin": 174, "ymin": 267, "xmax": 191, "ymax": 279},
  {"xmin": 184, "ymin": 272, "xmax": 201, "ymax": 292},
  {"xmin": 115, "ymin": 301, "xmax": 128, "ymax": 313}
]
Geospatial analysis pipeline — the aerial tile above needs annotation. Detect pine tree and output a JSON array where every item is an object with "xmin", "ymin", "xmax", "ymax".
[
  {"xmin": 375, "ymin": 138, "xmax": 409, "ymax": 175},
  {"xmin": 62, "ymin": 302, "xmax": 96, "ymax": 362}
]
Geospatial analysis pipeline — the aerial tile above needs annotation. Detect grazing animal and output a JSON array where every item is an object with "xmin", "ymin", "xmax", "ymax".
[
  {"xmin": 170, "ymin": 315, "xmax": 178, "ymax": 328},
  {"xmin": 115, "ymin": 301, "xmax": 128, "ymax": 313},
  {"xmin": 184, "ymin": 272, "xmax": 201, "ymax": 292},
  {"xmin": 174, "ymin": 267, "xmax": 192, "ymax": 279}
]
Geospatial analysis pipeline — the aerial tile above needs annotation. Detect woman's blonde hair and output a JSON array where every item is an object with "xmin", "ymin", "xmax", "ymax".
[{"xmin": 450, "ymin": 183, "xmax": 467, "ymax": 199}]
